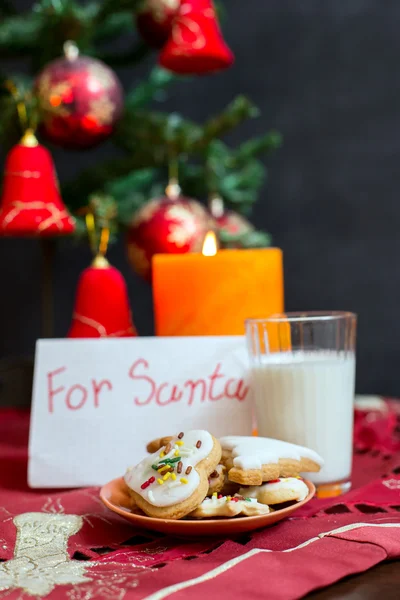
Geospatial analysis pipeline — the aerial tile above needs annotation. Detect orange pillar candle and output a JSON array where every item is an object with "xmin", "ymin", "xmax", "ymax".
[{"xmin": 153, "ymin": 241, "xmax": 284, "ymax": 336}]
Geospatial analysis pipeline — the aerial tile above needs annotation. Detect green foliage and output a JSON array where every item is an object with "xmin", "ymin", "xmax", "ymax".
[
  {"xmin": 220, "ymin": 229, "xmax": 272, "ymax": 248},
  {"xmin": 1, "ymin": 0, "xmax": 281, "ymax": 247}
]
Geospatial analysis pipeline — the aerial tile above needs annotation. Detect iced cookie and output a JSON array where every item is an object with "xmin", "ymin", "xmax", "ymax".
[
  {"xmin": 220, "ymin": 436, "xmax": 323, "ymax": 485},
  {"xmin": 146, "ymin": 436, "xmax": 175, "ymax": 454},
  {"xmin": 125, "ymin": 430, "xmax": 221, "ymax": 520},
  {"xmin": 239, "ymin": 477, "xmax": 309, "ymax": 505},
  {"xmin": 189, "ymin": 493, "xmax": 270, "ymax": 518},
  {"xmin": 208, "ymin": 465, "xmax": 240, "ymax": 497},
  {"xmin": 208, "ymin": 464, "xmax": 226, "ymax": 495},
  {"xmin": 147, "ymin": 439, "xmax": 229, "ymax": 496}
]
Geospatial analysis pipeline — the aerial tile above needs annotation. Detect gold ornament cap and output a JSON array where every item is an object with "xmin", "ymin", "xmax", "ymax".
[
  {"xmin": 20, "ymin": 128, "xmax": 38, "ymax": 147},
  {"xmin": 92, "ymin": 254, "xmax": 110, "ymax": 269},
  {"xmin": 64, "ymin": 41, "xmax": 79, "ymax": 61},
  {"xmin": 209, "ymin": 193, "xmax": 224, "ymax": 218}
]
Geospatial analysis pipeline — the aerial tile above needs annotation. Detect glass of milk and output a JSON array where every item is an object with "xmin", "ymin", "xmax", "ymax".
[{"xmin": 246, "ymin": 312, "xmax": 357, "ymax": 497}]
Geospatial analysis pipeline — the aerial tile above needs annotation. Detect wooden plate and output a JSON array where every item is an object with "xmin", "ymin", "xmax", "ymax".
[{"xmin": 99, "ymin": 477, "xmax": 315, "ymax": 537}]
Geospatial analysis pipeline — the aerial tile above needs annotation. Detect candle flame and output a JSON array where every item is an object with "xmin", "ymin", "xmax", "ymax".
[{"xmin": 202, "ymin": 230, "xmax": 218, "ymax": 256}]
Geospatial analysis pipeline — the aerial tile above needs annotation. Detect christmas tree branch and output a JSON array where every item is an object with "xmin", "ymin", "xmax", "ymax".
[
  {"xmin": 125, "ymin": 68, "xmax": 177, "ymax": 111},
  {"xmin": 115, "ymin": 95, "xmax": 259, "ymax": 158},
  {"xmin": 232, "ymin": 131, "xmax": 282, "ymax": 165},
  {"xmin": 97, "ymin": 40, "xmax": 152, "ymax": 66},
  {"xmin": 95, "ymin": 0, "xmax": 142, "ymax": 23},
  {"xmin": 93, "ymin": 11, "xmax": 133, "ymax": 42},
  {"xmin": 62, "ymin": 157, "xmax": 162, "ymax": 211},
  {"xmin": 0, "ymin": 14, "xmax": 43, "ymax": 55},
  {"xmin": 194, "ymin": 96, "xmax": 259, "ymax": 150}
]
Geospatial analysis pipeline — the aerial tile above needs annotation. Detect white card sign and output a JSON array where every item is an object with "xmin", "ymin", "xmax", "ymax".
[{"xmin": 28, "ymin": 337, "xmax": 252, "ymax": 488}]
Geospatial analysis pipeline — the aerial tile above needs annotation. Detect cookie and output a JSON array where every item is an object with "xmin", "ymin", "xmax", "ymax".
[
  {"xmin": 146, "ymin": 436, "xmax": 174, "ymax": 454},
  {"xmin": 147, "ymin": 440, "xmax": 231, "ymax": 497},
  {"xmin": 189, "ymin": 494, "xmax": 270, "ymax": 518},
  {"xmin": 239, "ymin": 477, "xmax": 309, "ymax": 505},
  {"xmin": 208, "ymin": 468, "xmax": 240, "ymax": 497},
  {"xmin": 220, "ymin": 436, "xmax": 323, "ymax": 485},
  {"xmin": 208, "ymin": 464, "xmax": 226, "ymax": 495},
  {"xmin": 125, "ymin": 430, "xmax": 221, "ymax": 520}
]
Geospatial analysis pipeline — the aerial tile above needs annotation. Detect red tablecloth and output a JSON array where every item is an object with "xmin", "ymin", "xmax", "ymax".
[{"xmin": 1, "ymin": 402, "xmax": 400, "ymax": 599}]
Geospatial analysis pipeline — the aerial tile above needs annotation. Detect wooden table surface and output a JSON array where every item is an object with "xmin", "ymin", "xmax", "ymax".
[{"xmin": 308, "ymin": 562, "xmax": 400, "ymax": 599}]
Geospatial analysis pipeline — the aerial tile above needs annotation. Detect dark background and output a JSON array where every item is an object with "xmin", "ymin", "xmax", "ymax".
[{"xmin": 1, "ymin": 0, "xmax": 400, "ymax": 400}]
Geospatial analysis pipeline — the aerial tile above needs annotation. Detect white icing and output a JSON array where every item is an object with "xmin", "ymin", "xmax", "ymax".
[
  {"xmin": 239, "ymin": 477, "xmax": 309, "ymax": 502},
  {"xmin": 124, "ymin": 430, "xmax": 213, "ymax": 507},
  {"xmin": 220, "ymin": 436, "xmax": 323, "ymax": 470}
]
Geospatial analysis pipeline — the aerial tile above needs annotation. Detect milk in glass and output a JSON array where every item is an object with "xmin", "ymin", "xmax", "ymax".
[{"xmin": 252, "ymin": 351, "xmax": 355, "ymax": 484}]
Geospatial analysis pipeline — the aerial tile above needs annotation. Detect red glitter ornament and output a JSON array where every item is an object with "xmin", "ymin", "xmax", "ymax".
[
  {"xmin": 126, "ymin": 183, "xmax": 215, "ymax": 280},
  {"xmin": 35, "ymin": 42, "xmax": 124, "ymax": 149},
  {"xmin": 216, "ymin": 211, "xmax": 254, "ymax": 245},
  {"xmin": 136, "ymin": 0, "xmax": 181, "ymax": 48},
  {"xmin": 210, "ymin": 194, "xmax": 254, "ymax": 248}
]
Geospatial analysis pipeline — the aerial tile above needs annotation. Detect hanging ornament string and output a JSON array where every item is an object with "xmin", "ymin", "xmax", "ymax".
[
  {"xmin": 99, "ymin": 226, "xmax": 110, "ymax": 257},
  {"xmin": 84, "ymin": 209, "xmax": 111, "ymax": 268},
  {"xmin": 3, "ymin": 80, "xmax": 29, "ymax": 132},
  {"xmin": 85, "ymin": 211, "xmax": 98, "ymax": 256},
  {"xmin": 165, "ymin": 152, "xmax": 181, "ymax": 200},
  {"xmin": 3, "ymin": 79, "xmax": 39, "ymax": 144}
]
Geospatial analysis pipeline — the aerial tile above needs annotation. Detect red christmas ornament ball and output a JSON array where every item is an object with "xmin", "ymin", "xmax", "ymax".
[
  {"xmin": 126, "ymin": 195, "xmax": 215, "ymax": 280},
  {"xmin": 35, "ymin": 44, "xmax": 124, "ymax": 149},
  {"xmin": 216, "ymin": 210, "xmax": 254, "ymax": 247},
  {"xmin": 136, "ymin": 0, "xmax": 181, "ymax": 48}
]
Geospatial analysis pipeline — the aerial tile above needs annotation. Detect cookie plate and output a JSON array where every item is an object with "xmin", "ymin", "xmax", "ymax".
[{"xmin": 99, "ymin": 477, "xmax": 315, "ymax": 536}]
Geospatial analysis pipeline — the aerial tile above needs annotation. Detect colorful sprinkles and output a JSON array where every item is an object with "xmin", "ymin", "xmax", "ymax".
[
  {"xmin": 140, "ymin": 476, "xmax": 155, "ymax": 490},
  {"xmin": 140, "ymin": 431, "xmax": 202, "ymax": 493}
]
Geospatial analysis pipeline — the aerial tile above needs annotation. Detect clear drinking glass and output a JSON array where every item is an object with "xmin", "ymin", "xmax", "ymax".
[{"xmin": 246, "ymin": 312, "xmax": 357, "ymax": 497}]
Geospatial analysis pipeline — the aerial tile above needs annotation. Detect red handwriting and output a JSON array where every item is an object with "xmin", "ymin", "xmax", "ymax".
[
  {"xmin": 47, "ymin": 367, "xmax": 113, "ymax": 413},
  {"xmin": 47, "ymin": 360, "xmax": 249, "ymax": 413},
  {"xmin": 128, "ymin": 360, "xmax": 249, "ymax": 407}
]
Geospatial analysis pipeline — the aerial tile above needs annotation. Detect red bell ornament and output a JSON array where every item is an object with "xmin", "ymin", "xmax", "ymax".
[
  {"xmin": 159, "ymin": 0, "xmax": 234, "ymax": 74},
  {"xmin": 68, "ymin": 255, "xmax": 137, "ymax": 338},
  {"xmin": 0, "ymin": 130, "xmax": 75, "ymax": 236}
]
